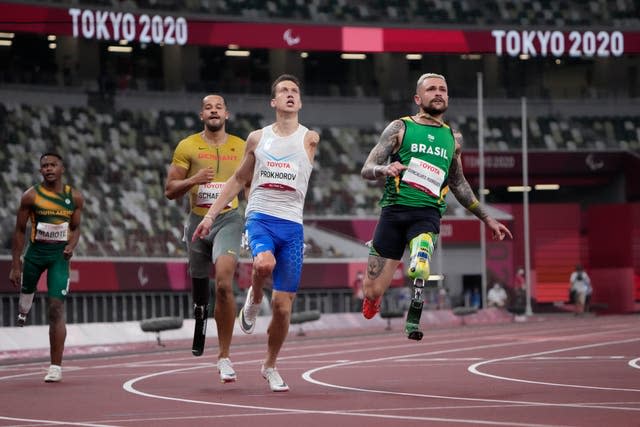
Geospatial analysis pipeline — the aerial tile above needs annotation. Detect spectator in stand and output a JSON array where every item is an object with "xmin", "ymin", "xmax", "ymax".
[
  {"xmin": 487, "ymin": 282, "xmax": 508, "ymax": 308},
  {"xmin": 569, "ymin": 264, "xmax": 592, "ymax": 315},
  {"xmin": 513, "ymin": 267, "xmax": 526, "ymax": 308}
]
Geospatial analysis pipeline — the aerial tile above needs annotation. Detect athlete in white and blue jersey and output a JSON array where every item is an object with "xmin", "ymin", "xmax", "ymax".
[{"xmin": 193, "ymin": 74, "xmax": 319, "ymax": 392}]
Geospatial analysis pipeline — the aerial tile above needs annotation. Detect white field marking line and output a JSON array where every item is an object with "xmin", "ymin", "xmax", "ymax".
[
  {"xmin": 90, "ymin": 411, "xmax": 332, "ymax": 425},
  {"xmin": 91, "ymin": 412, "xmax": 562, "ymax": 427},
  {"xmin": 529, "ymin": 356, "xmax": 626, "ymax": 360},
  {"xmin": 397, "ymin": 358, "xmax": 485, "ymax": 362},
  {"xmin": 90, "ymin": 403, "xmax": 555, "ymax": 426},
  {"xmin": 0, "ymin": 320, "xmax": 624, "ymax": 384},
  {"xmin": 302, "ymin": 327, "xmax": 640, "ymax": 412},
  {"xmin": 571, "ymin": 401, "xmax": 640, "ymax": 406},
  {"xmin": 0, "ymin": 369, "xmax": 47, "ymax": 381},
  {"xmin": 468, "ymin": 336, "xmax": 640, "ymax": 393},
  {"xmin": 0, "ymin": 316, "xmax": 602, "ymax": 371},
  {"xmin": 122, "ymin": 369, "xmax": 559, "ymax": 427},
  {"xmin": 629, "ymin": 358, "xmax": 640, "ymax": 369},
  {"xmin": 79, "ymin": 333, "xmax": 512, "ymax": 376},
  {"xmin": 250, "ymin": 320, "xmax": 625, "ymax": 366},
  {"xmin": 1, "ymin": 320, "xmax": 614, "ymax": 382},
  {"xmin": 121, "ymin": 341, "xmax": 565, "ymax": 427},
  {"xmin": 0, "ymin": 415, "xmax": 117, "ymax": 427},
  {"xmin": 0, "ymin": 365, "xmax": 86, "ymax": 381},
  {"xmin": 284, "ymin": 320, "xmax": 614, "ymax": 353}
]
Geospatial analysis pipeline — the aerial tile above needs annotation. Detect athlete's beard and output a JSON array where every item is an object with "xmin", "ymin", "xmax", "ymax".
[
  {"xmin": 205, "ymin": 120, "xmax": 224, "ymax": 132},
  {"xmin": 421, "ymin": 99, "xmax": 447, "ymax": 117}
]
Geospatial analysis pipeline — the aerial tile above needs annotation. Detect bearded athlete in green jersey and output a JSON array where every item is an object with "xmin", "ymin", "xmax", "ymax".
[{"xmin": 360, "ymin": 73, "xmax": 512, "ymax": 340}]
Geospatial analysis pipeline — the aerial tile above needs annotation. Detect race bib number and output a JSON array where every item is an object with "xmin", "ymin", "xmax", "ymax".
[
  {"xmin": 196, "ymin": 182, "xmax": 230, "ymax": 208},
  {"xmin": 401, "ymin": 157, "xmax": 445, "ymax": 197},
  {"xmin": 256, "ymin": 161, "xmax": 299, "ymax": 191},
  {"xmin": 35, "ymin": 222, "xmax": 69, "ymax": 242}
]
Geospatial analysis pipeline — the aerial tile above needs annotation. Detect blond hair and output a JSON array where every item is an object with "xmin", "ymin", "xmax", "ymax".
[{"xmin": 416, "ymin": 73, "xmax": 446, "ymax": 92}]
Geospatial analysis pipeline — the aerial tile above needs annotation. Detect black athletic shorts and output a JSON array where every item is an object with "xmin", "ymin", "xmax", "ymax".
[{"xmin": 371, "ymin": 205, "xmax": 441, "ymax": 260}]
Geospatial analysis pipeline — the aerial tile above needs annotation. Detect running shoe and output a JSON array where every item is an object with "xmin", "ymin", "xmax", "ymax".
[
  {"xmin": 261, "ymin": 365, "xmax": 289, "ymax": 392},
  {"xmin": 362, "ymin": 296, "xmax": 381, "ymax": 319},
  {"xmin": 217, "ymin": 358, "xmax": 237, "ymax": 383},
  {"xmin": 17, "ymin": 313, "xmax": 27, "ymax": 327},
  {"xmin": 238, "ymin": 287, "xmax": 260, "ymax": 334},
  {"xmin": 44, "ymin": 365, "xmax": 62, "ymax": 383}
]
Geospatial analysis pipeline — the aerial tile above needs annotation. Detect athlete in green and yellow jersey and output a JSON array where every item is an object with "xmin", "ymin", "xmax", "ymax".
[{"xmin": 9, "ymin": 152, "xmax": 84, "ymax": 381}]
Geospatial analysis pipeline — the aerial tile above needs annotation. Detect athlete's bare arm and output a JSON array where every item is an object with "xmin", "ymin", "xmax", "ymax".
[
  {"xmin": 231, "ymin": 130, "xmax": 260, "ymax": 187},
  {"xmin": 304, "ymin": 130, "xmax": 320, "ymax": 162},
  {"xmin": 64, "ymin": 189, "xmax": 84, "ymax": 260},
  {"xmin": 192, "ymin": 130, "xmax": 261, "ymax": 240},
  {"xmin": 211, "ymin": 131, "xmax": 258, "ymax": 216},
  {"xmin": 164, "ymin": 165, "xmax": 215, "ymax": 200},
  {"xmin": 361, "ymin": 119, "xmax": 407, "ymax": 180},
  {"xmin": 449, "ymin": 131, "xmax": 513, "ymax": 240}
]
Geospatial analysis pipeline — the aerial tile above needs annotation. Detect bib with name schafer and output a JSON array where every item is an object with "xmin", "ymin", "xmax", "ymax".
[{"xmin": 196, "ymin": 181, "xmax": 232, "ymax": 209}]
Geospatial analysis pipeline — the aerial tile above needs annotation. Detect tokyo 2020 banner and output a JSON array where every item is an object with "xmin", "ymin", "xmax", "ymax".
[{"xmin": 1, "ymin": 3, "xmax": 639, "ymax": 56}]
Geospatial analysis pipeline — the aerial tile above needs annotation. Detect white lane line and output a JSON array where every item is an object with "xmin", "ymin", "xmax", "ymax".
[
  {"xmin": 122, "ymin": 367, "xmax": 559, "ymax": 427},
  {"xmin": 122, "ymin": 338, "xmax": 565, "ymax": 426},
  {"xmin": 628, "ymin": 357, "xmax": 640, "ymax": 370},
  {"xmin": 302, "ymin": 327, "xmax": 640, "ymax": 413},
  {"xmin": 530, "ymin": 356, "xmax": 626, "ymax": 360},
  {"xmin": 302, "ymin": 354, "xmax": 640, "ymax": 413},
  {"xmin": 468, "ymin": 337, "xmax": 640, "ymax": 393},
  {"xmin": 0, "ymin": 415, "xmax": 118, "ymax": 427}
]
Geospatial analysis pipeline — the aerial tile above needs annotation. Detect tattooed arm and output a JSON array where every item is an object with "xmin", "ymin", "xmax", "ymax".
[
  {"xmin": 361, "ymin": 120, "xmax": 408, "ymax": 180},
  {"xmin": 449, "ymin": 131, "xmax": 513, "ymax": 240}
]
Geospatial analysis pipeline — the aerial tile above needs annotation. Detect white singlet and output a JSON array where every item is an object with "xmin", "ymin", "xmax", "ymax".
[{"xmin": 246, "ymin": 124, "xmax": 313, "ymax": 224}]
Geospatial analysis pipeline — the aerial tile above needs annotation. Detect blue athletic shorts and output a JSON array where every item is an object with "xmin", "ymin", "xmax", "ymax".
[{"xmin": 245, "ymin": 212, "xmax": 304, "ymax": 293}]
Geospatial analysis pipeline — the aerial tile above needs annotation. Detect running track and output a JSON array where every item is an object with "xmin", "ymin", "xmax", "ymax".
[{"xmin": 1, "ymin": 314, "xmax": 639, "ymax": 427}]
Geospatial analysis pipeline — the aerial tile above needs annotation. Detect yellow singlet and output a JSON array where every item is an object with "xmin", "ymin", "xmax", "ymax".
[{"xmin": 171, "ymin": 132, "xmax": 246, "ymax": 216}]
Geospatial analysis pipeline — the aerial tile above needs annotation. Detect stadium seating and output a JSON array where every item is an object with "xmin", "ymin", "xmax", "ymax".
[
  {"xmin": 35, "ymin": 0, "xmax": 639, "ymax": 27},
  {"xmin": 1, "ymin": 100, "xmax": 638, "ymax": 256},
  {"xmin": 451, "ymin": 115, "xmax": 640, "ymax": 151}
]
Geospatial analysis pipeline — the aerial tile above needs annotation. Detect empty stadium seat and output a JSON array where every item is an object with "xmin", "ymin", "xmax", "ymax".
[{"xmin": 0, "ymin": 99, "xmax": 638, "ymax": 257}]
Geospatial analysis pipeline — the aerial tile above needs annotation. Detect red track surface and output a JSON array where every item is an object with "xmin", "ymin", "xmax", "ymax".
[{"xmin": 1, "ymin": 314, "xmax": 639, "ymax": 427}]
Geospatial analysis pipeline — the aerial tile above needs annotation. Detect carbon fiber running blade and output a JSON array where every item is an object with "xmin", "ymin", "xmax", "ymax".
[
  {"xmin": 192, "ymin": 317, "xmax": 207, "ymax": 356},
  {"xmin": 192, "ymin": 305, "xmax": 208, "ymax": 356}
]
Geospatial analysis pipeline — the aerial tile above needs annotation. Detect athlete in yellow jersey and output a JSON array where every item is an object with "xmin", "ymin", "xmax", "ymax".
[
  {"xmin": 165, "ymin": 94, "xmax": 245, "ymax": 383},
  {"xmin": 9, "ymin": 152, "xmax": 84, "ymax": 382}
]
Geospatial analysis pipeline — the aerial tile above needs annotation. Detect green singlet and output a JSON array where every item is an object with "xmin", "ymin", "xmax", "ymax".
[
  {"xmin": 379, "ymin": 117, "xmax": 456, "ymax": 216},
  {"xmin": 22, "ymin": 184, "xmax": 76, "ymax": 299}
]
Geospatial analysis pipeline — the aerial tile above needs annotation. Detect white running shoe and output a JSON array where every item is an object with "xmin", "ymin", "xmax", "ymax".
[
  {"xmin": 44, "ymin": 365, "xmax": 62, "ymax": 383},
  {"xmin": 217, "ymin": 358, "xmax": 237, "ymax": 383},
  {"xmin": 261, "ymin": 366, "xmax": 289, "ymax": 392},
  {"xmin": 238, "ymin": 287, "xmax": 261, "ymax": 334}
]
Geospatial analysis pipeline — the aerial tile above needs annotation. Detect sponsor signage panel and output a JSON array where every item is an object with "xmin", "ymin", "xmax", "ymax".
[{"xmin": 1, "ymin": 3, "xmax": 638, "ymax": 55}]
